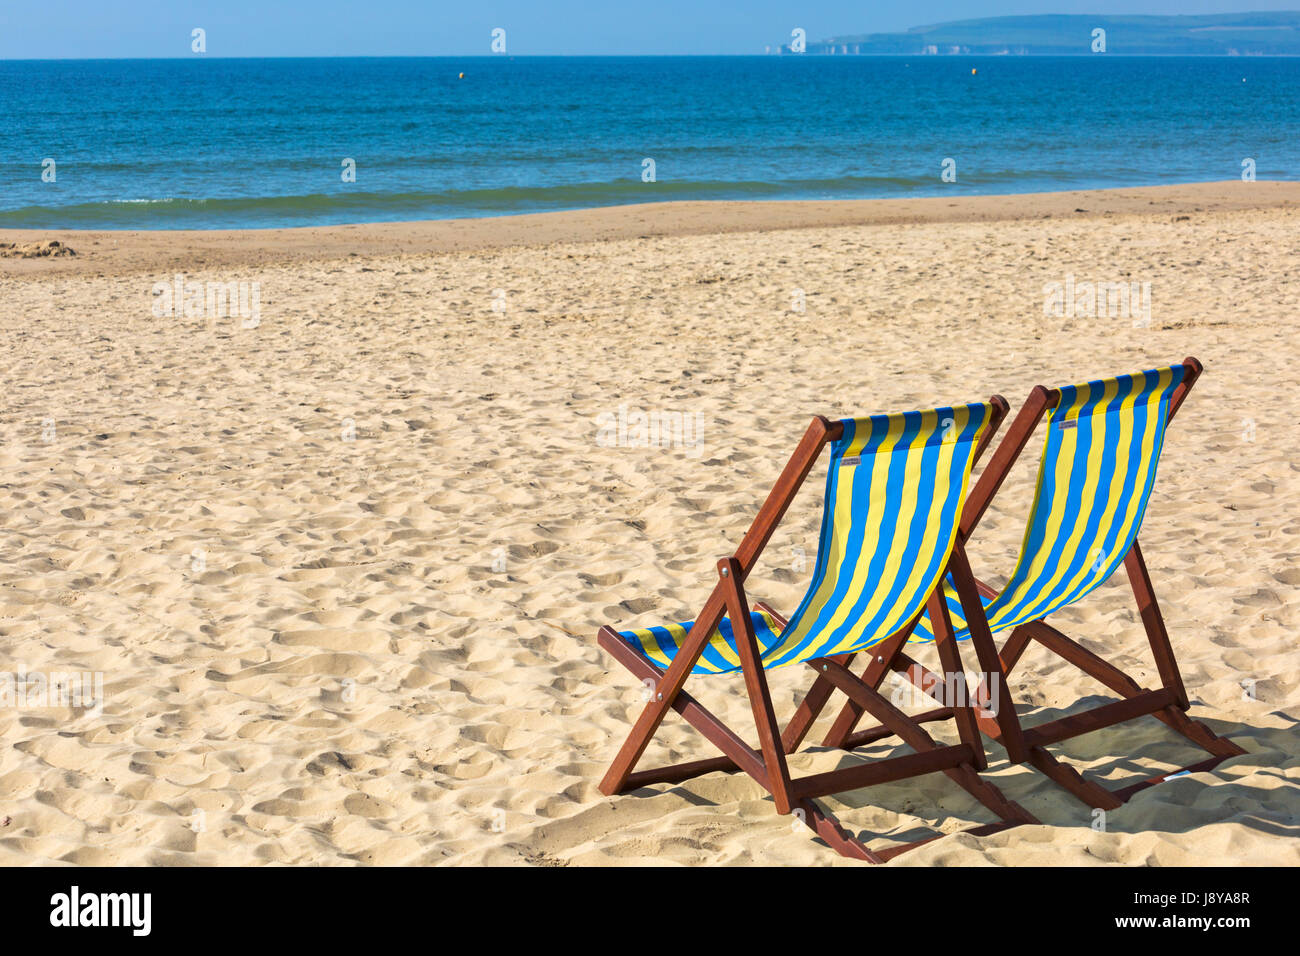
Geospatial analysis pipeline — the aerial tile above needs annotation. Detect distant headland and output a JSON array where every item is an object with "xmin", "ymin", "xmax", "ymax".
[{"xmin": 773, "ymin": 12, "xmax": 1300, "ymax": 56}]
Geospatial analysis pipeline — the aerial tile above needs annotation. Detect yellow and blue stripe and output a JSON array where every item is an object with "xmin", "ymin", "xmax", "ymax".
[
  {"xmin": 913, "ymin": 365, "xmax": 1185, "ymax": 644},
  {"xmin": 617, "ymin": 403, "xmax": 995, "ymax": 675}
]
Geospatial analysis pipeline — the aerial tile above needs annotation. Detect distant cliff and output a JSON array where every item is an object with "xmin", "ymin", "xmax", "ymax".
[{"xmin": 774, "ymin": 12, "xmax": 1300, "ymax": 55}]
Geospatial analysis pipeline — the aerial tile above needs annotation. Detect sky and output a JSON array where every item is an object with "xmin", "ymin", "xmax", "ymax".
[{"xmin": 1, "ymin": 1, "xmax": 1293, "ymax": 58}]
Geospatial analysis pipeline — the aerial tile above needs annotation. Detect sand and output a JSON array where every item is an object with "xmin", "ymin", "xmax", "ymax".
[{"xmin": 0, "ymin": 181, "xmax": 1296, "ymax": 866}]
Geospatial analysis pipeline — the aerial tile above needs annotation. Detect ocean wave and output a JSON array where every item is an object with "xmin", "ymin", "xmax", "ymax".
[
  {"xmin": 0, "ymin": 175, "xmax": 951, "ymax": 228},
  {"xmin": 0, "ymin": 167, "xmax": 1188, "ymax": 229}
]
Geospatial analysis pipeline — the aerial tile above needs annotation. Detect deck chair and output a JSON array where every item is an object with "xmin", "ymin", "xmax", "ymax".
[
  {"xmin": 595, "ymin": 400, "xmax": 1039, "ymax": 862},
  {"xmin": 823, "ymin": 358, "xmax": 1245, "ymax": 810}
]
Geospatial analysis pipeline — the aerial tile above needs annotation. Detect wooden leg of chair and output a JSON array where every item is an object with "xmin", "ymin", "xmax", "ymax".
[
  {"xmin": 813, "ymin": 658, "xmax": 1039, "ymax": 828},
  {"xmin": 999, "ymin": 624, "xmax": 1035, "ymax": 675},
  {"xmin": 1152, "ymin": 705, "xmax": 1247, "ymax": 759},
  {"xmin": 792, "ymin": 792, "xmax": 1030, "ymax": 864},
  {"xmin": 598, "ymin": 583, "xmax": 729, "ymax": 796},
  {"xmin": 821, "ymin": 626, "xmax": 915, "ymax": 748},
  {"xmin": 793, "ymin": 798, "xmax": 882, "ymax": 863},
  {"xmin": 781, "ymin": 652, "xmax": 855, "ymax": 753},
  {"xmin": 927, "ymin": 584, "xmax": 986, "ymax": 771},
  {"xmin": 1125, "ymin": 539, "xmax": 1190, "ymax": 710},
  {"xmin": 720, "ymin": 559, "xmax": 795, "ymax": 814},
  {"xmin": 949, "ymin": 542, "xmax": 1027, "ymax": 763},
  {"xmin": 751, "ymin": 599, "xmax": 845, "ymax": 755},
  {"xmin": 597, "ymin": 626, "xmax": 770, "ymax": 789},
  {"xmin": 945, "ymin": 763, "xmax": 1038, "ymax": 826},
  {"xmin": 1025, "ymin": 746, "xmax": 1124, "ymax": 811},
  {"xmin": 1024, "ymin": 618, "xmax": 1246, "ymax": 760}
]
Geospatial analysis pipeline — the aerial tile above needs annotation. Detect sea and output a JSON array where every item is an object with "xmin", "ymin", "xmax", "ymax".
[{"xmin": 1, "ymin": 55, "xmax": 1295, "ymax": 229}]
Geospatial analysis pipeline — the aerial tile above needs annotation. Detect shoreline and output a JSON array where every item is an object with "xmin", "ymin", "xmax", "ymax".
[{"xmin": 3, "ymin": 180, "xmax": 1297, "ymax": 277}]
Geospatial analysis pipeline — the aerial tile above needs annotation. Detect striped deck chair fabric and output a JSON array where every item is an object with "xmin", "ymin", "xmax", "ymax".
[
  {"xmin": 618, "ymin": 402, "xmax": 997, "ymax": 675},
  {"xmin": 912, "ymin": 364, "xmax": 1186, "ymax": 644}
]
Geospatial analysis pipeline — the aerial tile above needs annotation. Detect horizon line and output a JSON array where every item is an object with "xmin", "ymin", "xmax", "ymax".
[{"xmin": 7, "ymin": 52, "xmax": 1300, "ymax": 62}]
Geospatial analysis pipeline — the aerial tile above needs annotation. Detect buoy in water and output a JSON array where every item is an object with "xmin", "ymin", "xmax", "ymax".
[
  {"xmin": 458, "ymin": 72, "xmax": 465, "ymax": 79},
  {"xmin": 971, "ymin": 68, "xmax": 977, "ymax": 75}
]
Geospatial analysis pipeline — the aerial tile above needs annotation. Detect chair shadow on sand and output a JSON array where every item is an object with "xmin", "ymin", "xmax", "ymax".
[
  {"xmin": 609, "ymin": 699, "xmax": 1297, "ymax": 857},
  {"xmin": 795, "ymin": 698, "xmax": 1299, "ymax": 853}
]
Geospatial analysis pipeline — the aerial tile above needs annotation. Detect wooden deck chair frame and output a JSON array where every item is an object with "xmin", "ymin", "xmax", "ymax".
[
  {"xmin": 823, "ymin": 357, "xmax": 1246, "ymax": 811},
  {"xmin": 595, "ymin": 405, "xmax": 1038, "ymax": 863}
]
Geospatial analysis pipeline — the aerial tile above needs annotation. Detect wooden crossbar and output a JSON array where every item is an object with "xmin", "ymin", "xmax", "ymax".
[
  {"xmin": 1020, "ymin": 689, "xmax": 1175, "ymax": 749},
  {"xmin": 842, "ymin": 708, "xmax": 953, "ymax": 749},
  {"xmin": 789, "ymin": 745, "xmax": 975, "ymax": 801}
]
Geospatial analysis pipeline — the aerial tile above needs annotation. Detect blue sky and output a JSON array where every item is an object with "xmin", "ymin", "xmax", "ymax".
[{"xmin": 1, "ymin": 2, "xmax": 1292, "ymax": 58}]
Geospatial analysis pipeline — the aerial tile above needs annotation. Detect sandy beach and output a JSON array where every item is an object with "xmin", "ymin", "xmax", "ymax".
[{"xmin": 0, "ymin": 181, "xmax": 1297, "ymax": 866}]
